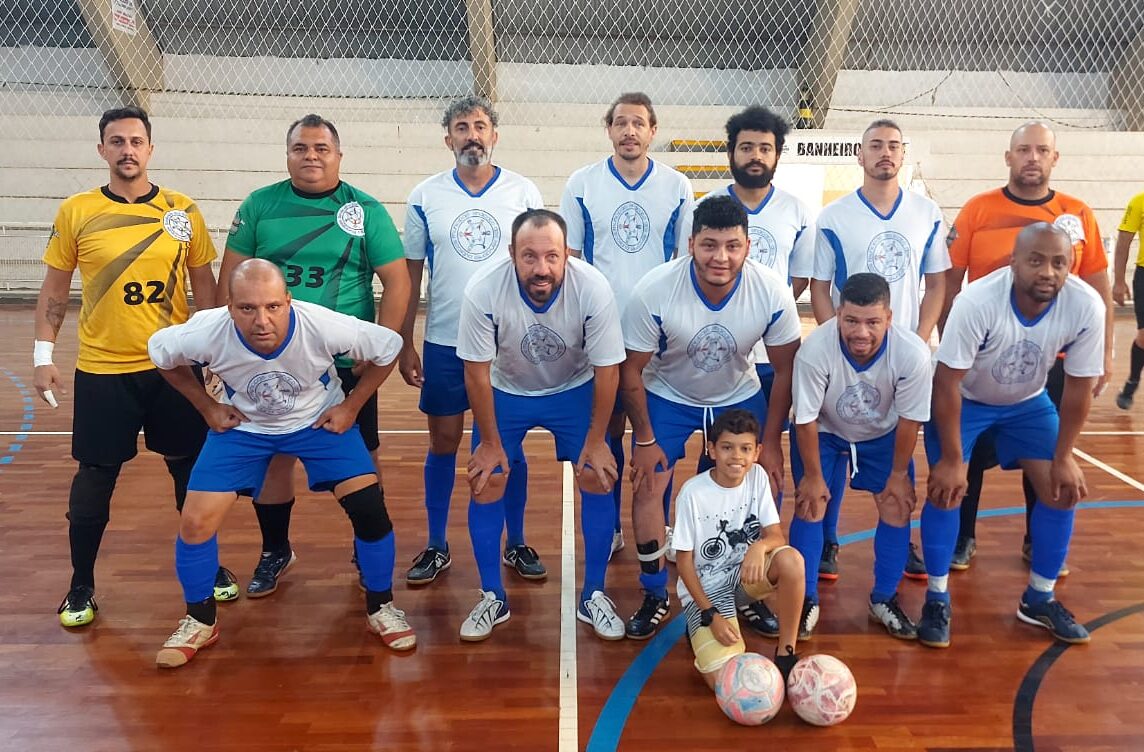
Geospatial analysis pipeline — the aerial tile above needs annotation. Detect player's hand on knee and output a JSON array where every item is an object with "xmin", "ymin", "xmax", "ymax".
[
  {"xmin": 630, "ymin": 442, "xmax": 668, "ymax": 495},
  {"xmin": 711, "ymin": 614, "xmax": 739, "ymax": 646},
  {"xmin": 876, "ymin": 470, "xmax": 916, "ymax": 525},
  {"xmin": 205, "ymin": 403, "xmax": 248, "ymax": 432},
  {"xmin": 33, "ymin": 364, "xmax": 65, "ymax": 407},
  {"xmin": 468, "ymin": 442, "xmax": 509, "ymax": 498},
  {"xmin": 398, "ymin": 346, "xmax": 424, "ymax": 387},
  {"xmin": 740, "ymin": 542, "xmax": 768, "ymax": 584},
  {"xmin": 759, "ymin": 442, "xmax": 785, "ymax": 494},
  {"xmin": 795, "ymin": 475, "xmax": 829, "ymax": 522},
  {"xmin": 926, "ymin": 458, "xmax": 967, "ymax": 509},
  {"xmin": 576, "ymin": 439, "xmax": 618, "ymax": 493},
  {"xmin": 312, "ymin": 403, "xmax": 356, "ymax": 434},
  {"xmin": 1050, "ymin": 455, "xmax": 1087, "ymax": 507}
]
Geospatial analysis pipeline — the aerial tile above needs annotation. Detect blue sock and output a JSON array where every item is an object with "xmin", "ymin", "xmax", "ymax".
[
  {"xmin": 638, "ymin": 567, "xmax": 669, "ymax": 599},
  {"xmin": 354, "ymin": 532, "xmax": 395, "ymax": 593},
  {"xmin": 921, "ymin": 502, "xmax": 958, "ymax": 602},
  {"xmin": 468, "ymin": 498, "xmax": 506, "ymax": 601},
  {"xmin": 822, "ymin": 464, "xmax": 847, "ymax": 545},
  {"xmin": 424, "ymin": 451, "xmax": 456, "ymax": 549},
  {"xmin": 788, "ymin": 516, "xmax": 822, "ymax": 602},
  {"xmin": 503, "ymin": 459, "xmax": 528, "ymax": 548},
  {"xmin": 662, "ymin": 475, "xmax": 674, "ymax": 526},
  {"xmin": 175, "ymin": 535, "xmax": 218, "ymax": 604},
  {"xmin": 871, "ymin": 520, "xmax": 909, "ymax": 603},
  {"xmin": 1024, "ymin": 502, "xmax": 1074, "ymax": 604},
  {"xmin": 608, "ymin": 434, "xmax": 625, "ymax": 533},
  {"xmin": 580, "ymin": 491, "xmax": 614, "ymax": 601}
]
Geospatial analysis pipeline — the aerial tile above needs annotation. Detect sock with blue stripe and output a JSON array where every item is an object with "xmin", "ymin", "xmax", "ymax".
[
  {"xmin": 871, "ymin": 520, "xmax": 909, "ymax": 603},
  {"xmin": 424, "ymin": 451, "xmax": 456, "ymax": 550},
  {"xmin": 468, "ymin": 498, "xmax": 507, "ymax": 602},
  {"xmin": 788, "ymin": 516, "xmax": 822, "ymax": 602},
  {"xmin": 354, "ymin": 532, "xmax": 395, "ymax": 597},
  {"xmin": 638, "ymin": 566, "xmax": 669, "ymax": 600},
  {"xmin": 821, "ymin": 462, "xmax": 847, "ymax": 545},
  {"xmin": 1024, "ymin": 502, "xmax": 1074, "ymax": 604},
  {"xmin": 580, "ymin": 491, "xmax": 614, "ymax": 602},
  {"xmin": 921, "ymin": 502, "xmax": 958, "ymax": 602},
  {"xmin": 176, "ymin": 535, "xmax": 219, "ymax": 621}
]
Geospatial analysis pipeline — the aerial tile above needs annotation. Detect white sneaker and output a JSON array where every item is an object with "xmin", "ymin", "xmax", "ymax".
[
  {"xmin": 367, "ymin": 602, "xmax": 417, "ymax": 651},
  {"xmin": 460, "ymin": 590, "xmax": 510, "ymax": 642},
  {"xmin": 609, "ymin": 530, "xmax": 624, "ymax": 561},
  {"xmin": 156, "ymin": 615, "xmax": 219, "ymax": 668},
  {"xmin": 577, "ymin": 590, "xmax": 625, "ymax": 640},
  {"xmin": 665, "ymin": 526, "xmax": 676, "ymax": 564}
]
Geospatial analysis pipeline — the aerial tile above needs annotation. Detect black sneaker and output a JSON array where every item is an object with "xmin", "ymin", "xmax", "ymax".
[
  {"xmin": 738, "ymin": 599, "xmax": 780, "ymax": 637},
  {"xmin": 1017, "ymin": 598, "xmax": 1090, "ymax": 644},
  {"xmin": 1116, "ymin": 379, "xmax": 1138, "ymax": 410},
  {"xmin": 950, "ymin": 537, "xmax": 977, "ymax": 571},
  {"xmin": 58, "ymin": 585, "xmax": 98, "ymax": 628},
  {"xmin": 502, "ymin": 544, "xmax": 547, "ymax": 581},
  {"xmin": 773, "ymin": 644, "xmax": 800, "ymax": 685},
  {"xmin": 868, "ymin": 594, "xmax": 918, "ymax": 640},
  {"xmin": 798, "ymin": 598, "xmax": 820, "ymax": 640},
  {"xmin": 917, "ymin": 599, "xmax": 951, "ymax": 648},
  {"xmin": 407, "ymin": 546, "xmax": 452, "ymax": 586},
  {"xmin": 903, "ymin": 542, "xmax": 927, "ymax": 581},
  {"xmin": 246, "ymin": 548, "xmax": 297, "ymax": 598},
  {"xmin": 818, "ymin": 542, "xmax": 839, "ymax": 581},
  {"xmin": 213, "ymin": 566, "xmax": 239, "ymax": 602},
  {"xmin": 625, "ymin": 590, "xmax": 670, "ymax": 640}
]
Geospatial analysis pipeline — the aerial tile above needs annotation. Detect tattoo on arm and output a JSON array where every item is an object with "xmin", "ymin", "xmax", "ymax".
[{"xmin": 46, "ymin": 297, "xmax": 67, "ymax": 335}]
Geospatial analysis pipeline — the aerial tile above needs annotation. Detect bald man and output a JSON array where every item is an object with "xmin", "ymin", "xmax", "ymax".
[
  {"xmin": 147, "ymin": 259, "xmax": 415, "ymax": 667},
  {"xmin": 934, "ymin": 122, "xmax": 1113, "ymax": 575}
]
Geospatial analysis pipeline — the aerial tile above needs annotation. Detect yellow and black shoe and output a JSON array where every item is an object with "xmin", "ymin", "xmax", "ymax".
[
  {"xmin": 213, "ymin": 566, "xmax": 240, "ymax": 602},
  {"xmin": 58, "ymin": 586, "xmax": 97, "ymax": 628}
]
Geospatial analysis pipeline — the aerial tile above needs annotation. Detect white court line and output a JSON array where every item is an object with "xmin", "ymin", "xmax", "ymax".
[
  {"xmin": 1073, "ymin": 448, "xmax": 1144, "ymax": 495},
  {"xmin": 558, "ymin": 461, "xmax": 578, "ymax": 752}
]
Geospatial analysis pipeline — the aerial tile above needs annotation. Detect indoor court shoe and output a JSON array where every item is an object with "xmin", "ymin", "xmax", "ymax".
[
  {"xmin": 664, "ymin": 526, "xmax": 676, "ymax": 564},
  {"xmin": 1021, "ymin": 541, "xmax": 1069, "ymax": 577},
  {"xmin": 774, "ymin": 645, "xmax": 800, "ymax": 685},
  {"xmin": 950, "ymin": 537, "xmax": 977, "ymax": 571},
  {"xmin": 609, "ymin": 530, "xmax": 624, "ymax": 560},
  {"xmin": 798, "ymin": 598, "xmax": 820, "ymax": 640},
  {"xmin": 213, "ymin": 566, "xmax": 240, "ymax": 602},
  {"xmin": 578, "ymin": 591, "xmax": 625, "ymax": 640},
  {"xmin": 869, "ymin": 594, "xmax": 918, "ymax": 640},
  {"xmin": 460, "ymin": 590, "xmax": 511, "ymax": 642},
  {"xmin": 503, "ymin": 544, "xmax": 547, "ymax": 580},
  {"xmin": 904, "ymin": 542, "xmax": 927, "ymax": 581},
  {"xmin": 917, "ymin": 599, "xmax": 952, "ymax": 648},
  {"xmin": 625, "ymin": 590, "xmax": 670, "ymax": 640},
  {"xmin": 406, "ymin": 546, "xmax": 451, "ymax": 586},
  {"xmin": 246, "ymin": 548, "xmax": 297, "ymax": 598},
  {"xmin": 1017, "ymin": 599, "xmax": 1090, "ymax": 644},
  {"xmin": 156, "ymin": 615, "xmax": 219, "ymax": 668},
  {"xmin": 1116, "ymin": 379, "xmax": 1138, "ymax": 410},
  {"xmin": 738, "ymin": 599, "xmax": 780, "ymax": 637},
  {"xmin": 818, "ymin": 541, "xmax": 839, "ymax": 581},
  {"xmin": 367, "ymin": 602, "xmax": 417, "ymax": 651},
  {"xmin": 58, "ymin": 586, "xmax": 97, "ymax": 628}
]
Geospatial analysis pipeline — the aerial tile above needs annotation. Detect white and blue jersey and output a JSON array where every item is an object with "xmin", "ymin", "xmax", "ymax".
[
  {"xmin": 560, "ymin": 157, "xmax": 694, "ymax": 315},
  {"xmin": 403, "ymin": 167, "xmax": 544, "ymax": 346},
  {"xmin": 623, "ymin": 256, "xmax": 801, "ymax": 407},
  {"xmin": 793, "ymin": 318, "xmax": 932, "ymax": 443},
  {"xmin": 937, "ymin": 266, "xmax": 1105, "ymax": 406},
  {"xmin": 456, "ymin": 255, "xmax": 625, "ymax": 397},
  {"xmin": 812, "ymin": 189, "xmax": 950, "ymax": 333},
  {"xmin": 148, "ymin": 300, "xmax": 402, "ymax": 434}
]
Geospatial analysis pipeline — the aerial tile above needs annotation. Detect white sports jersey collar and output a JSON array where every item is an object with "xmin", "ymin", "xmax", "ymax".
[
  {"xmin": 725, "ymin": 184, "xmax": 775, "ymax": 215},
  {"xmin": 689, "ymin": 260, "xmax": 744, "ymax": 312},
  {"xmin": 607, "ymin": 157, "xmax": 655, "ymax": 191},
  {"xmin": 856, "ymin": 187, "xmax": 904, "ymax": 221},
  {"xmin": 451, "ymin": 166, "xmax": 502, "ymax": 198},
  {"xmin": 234, "ymin": 307, "xmax": 297, "ymax": 361}
]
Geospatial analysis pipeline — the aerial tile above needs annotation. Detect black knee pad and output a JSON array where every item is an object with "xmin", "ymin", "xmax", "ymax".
[
  {"xmin": 164, "ymin": 455, "xmax": 197, "ymax": 513},
  {"xmin": 337, "ymin": 484, "xmax": 392, "ymax": 542},
  {"xmin": 67, "ymin": 463, "xmax": 122, "ymax": 527}
]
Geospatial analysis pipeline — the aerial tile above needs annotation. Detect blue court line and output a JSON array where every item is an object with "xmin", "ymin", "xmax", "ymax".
[
  {"xmin": 0, "ymin": 367, "xmax": 34, "ymax": 472},
  {"xmin": 586, "ymin": 500, "xmax": 1144, "ymax": 752}
]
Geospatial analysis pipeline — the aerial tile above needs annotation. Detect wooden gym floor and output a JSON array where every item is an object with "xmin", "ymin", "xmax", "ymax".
[{"xmin": 0, "ymin": 303, "xmax": 1141, "ymax": 751}]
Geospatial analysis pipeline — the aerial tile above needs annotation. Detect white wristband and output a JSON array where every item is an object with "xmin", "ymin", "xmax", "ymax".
[{"xmin": 33, "ymin": 340, "xmax": 55, "ymax": 368}]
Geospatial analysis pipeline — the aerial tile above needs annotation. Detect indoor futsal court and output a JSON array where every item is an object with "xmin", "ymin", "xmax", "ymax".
[{"xmin": 0, "ymin": 307, "xmax": 1141, "ymax": 751}]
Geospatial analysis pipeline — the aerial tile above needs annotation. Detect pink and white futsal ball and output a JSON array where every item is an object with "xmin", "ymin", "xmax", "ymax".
[
  {"xmin": 786, "ymin": 654, "xmax": 857, "ymax": 726},
  {"xmin": 713, "ymin": 653, "xmax": 785, "ymax": 725}
]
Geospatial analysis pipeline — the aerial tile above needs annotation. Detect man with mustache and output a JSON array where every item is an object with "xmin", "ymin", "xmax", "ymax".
[
  {"xmin": 942, "ymin": 122, "xmax": 1113, "ymax": 576},
  {"xmin": 808, "ymin": 119, "xmax": 951, "ymax": 584},
  {"xmin": 917, "ymin": 223, "xmax": 1104, "ymax": 648},
  {"xmin": 559, "ymin": 92, "xmax": 695, "ymax": 563},
  {"xmin": 456, "ymin": 209, "xmax": 625, "ymax": 641},
  {"xmin": 400, "ymin": 97, "xmax": 545, "ymax": 587},
  {"xmin": 33, "ymin": 107, "xmax": 224, "ymax": 627}
]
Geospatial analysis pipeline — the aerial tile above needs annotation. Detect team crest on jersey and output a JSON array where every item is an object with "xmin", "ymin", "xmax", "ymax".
[
  {"xmin": 450, "ymin": 209, "xmax": 501, "ymax": 261},
  {"xmin": 992, "ymin": 340, "xmax": 1043, "ymax": 384},
  {"xmin": 162, "ymin": 210, "xmax": 193, "ymax": 242},
  {"xmin": 866, "ymin": 231, "xmax": 911, "ymax": 282},
  {"xmin": 836, "ymin": 382, "xmax": 882, "ymax": 424},
  {"xmin": 611, "ymin": 202, "xmax": 651, "ymax": 253},
  {"xmin": 247, "ymin": 371, "xmax": 303, "ymax": 415},
  {"xmin": 520, "ymin": 324, "xmax": 567, "ymax": 364},
  {"xmin": 687, "ymin": 324, "xmax": 737, "ymax": 373},
  {"xmin": 1052, "ymin": 214, "xmax": 1084, "ymax": 245},
  {"xmin": 336, "ymin": 201, "xmax": 366, "ymax": 237},
  {"xmin": 748, "ymin": 227, "xmax": 779, "ymax": 267},
  {"xmin": 229, "ymin": 212, "xmax": 244, "ymax": 234}
]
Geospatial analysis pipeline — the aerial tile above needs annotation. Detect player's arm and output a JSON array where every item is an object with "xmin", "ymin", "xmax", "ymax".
[
  {"xmin": 620, "ymin": 348, "xmax": 668, "ymax": 493},
  {"xmin": 791, "ymin": 277, "xmax": 809, "ymax": 299},
  {"xmin": 32, "ymin": 264, "xmax": 74, "ymax": 406},
  {"xmin": 558, "ymin": 180, "xmax": 585, "ymax": 259},
  {"xmin": 809, "ymin": 279, "xmax": 834, "ymax": 324},
  {"xmin": 1113, "ymin": 229, "xmax": 1135, "ymax": 305},
  {"xmin": 1079, "ymin": 268, "xmax": 1114, "ymax": 397},
  {"xmin": 372, "ymin": 257, "xmax": 411, "ymax": 332},
  {"xmin": 939, "ymin": 265, "xmax": 967, "ymax": 335},
  {"xmin": 313, "ymin": 319, "xmax": 402, "ymax": 433},
  {"xmin": 1051, "ymin": 373, "xmax": 1096, "ymax": 505},
  {"xmin": 917, "ymin": 271, "xmax": 946, "ymax": 343},
  {"xmin": 397, "ymin": 259, "xmax": 426, "ymax": 386},
  {"xmin": 575, "ymin": 363, "xmax": 621, "ymax": 490},
  {"xmin": 760, "ymin": 339, "xmax": 798, "ymax": 491},
  {"xmin": 793, "ymin": 421, "xmax": 828, "ymax": 521},
  {"xmin": 876, "ymin": 418, "xmax": 922, "ymax": 524},
  {"xmin": 187, "ymin": 263, "xmax": 218, "ymax": 311},
  {"xmin": 927, "ymin": 363, "xmax": 969, "ymax": 508},
  {"xmin": 463, "ymin": 359, "xmax": 509, "ymax": 497},
  {"xmin": 216, "ymin": 248, "xmax": 251, "ymax": 305},
  {"xmin": 148, "ymin": 326, "xmax": 247, "ymax": 431}
]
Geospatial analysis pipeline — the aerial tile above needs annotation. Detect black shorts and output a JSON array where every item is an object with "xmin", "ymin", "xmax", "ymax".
[
  {"xmin": 337, "ymin": 366, "xmax": 380, "ymax": 452},
  {"xmin": 72, "ymin": 368, "xmax": 208, "ymax": 465},
  {"xmin": 1133, "ymin": 266, "xmax": 1144, "ymax": 330}
]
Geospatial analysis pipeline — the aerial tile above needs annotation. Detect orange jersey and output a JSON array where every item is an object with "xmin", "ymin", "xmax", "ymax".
[{"xmin": 948, "ymin": 187, "xmax": 1106, "ymax": 282}]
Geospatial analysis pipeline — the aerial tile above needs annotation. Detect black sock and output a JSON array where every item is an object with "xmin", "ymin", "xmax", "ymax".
[
  {"xmin": 366, "ymin": 589, "xmax": 393, "ymax": 614},
  {"xmin": 254, "ymin": 498, "xmax": 294, "ymax": 554},
  {"xmin": 69, "ymin": 522, "xmax": 107, "ymax": 590},
  {"xmin": 187, "ymin": 597, "xmax": 217, "ymax": 626},
  {"xmin": 958, "ymin": 452, "xmax": 988, "ymax": 541},
  {"xmin": 1021, "ymin": 474, "xmax": 1036, "ymax": 545},
  {"xmin": 1131, "ymin": 343, "xmax": 1144, "ymax": 383}
]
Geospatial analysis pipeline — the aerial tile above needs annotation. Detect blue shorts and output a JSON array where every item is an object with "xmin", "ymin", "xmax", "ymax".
[
  {"xmin": 189, "ymin": 425, "xmax": 376, "ymax": 497},
  {"xmin": 790, "ymin": 426, "xmax": 914, "ymax": 494},
  {"xmin": 644, "ymin": 389, "xmax": 767, "ymax": 468},
  {"xmin": 471, "ymin": 380, "xmax": 594, "ymax": 465},
  {"xmin": 420, "ymin": 341, "xmax": 469, "ymax": 416},
  {"xmin": 924, "ymin": 390, "xmax": 1058, "ymax": 469}
]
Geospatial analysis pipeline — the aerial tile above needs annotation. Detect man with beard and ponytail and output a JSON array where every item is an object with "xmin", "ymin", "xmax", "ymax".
[
  {"xmin": 401, "ymin": 97, "xmax": 546, "ymax": 588},
  {"xmin": 560, "ymin": 92, "xmax": 695, "ymax": 562}
]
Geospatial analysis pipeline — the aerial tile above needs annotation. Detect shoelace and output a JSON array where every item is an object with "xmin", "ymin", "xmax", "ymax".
[
  {"xmin": 375, "ymin": 604, "xmax": 409, "ymax": 628},
  {"xmin": 168, "ymin": 616, "xmax": 202, "ymax": 642},
  {"xmin": 634, "ymin": 591, "xmax": 665, "ymax": 619}
]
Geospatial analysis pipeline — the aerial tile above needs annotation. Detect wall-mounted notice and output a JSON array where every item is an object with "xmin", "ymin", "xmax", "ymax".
[{"xmin": 110, "ymin": 0, "xmax": 137, "ymax": 35}]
